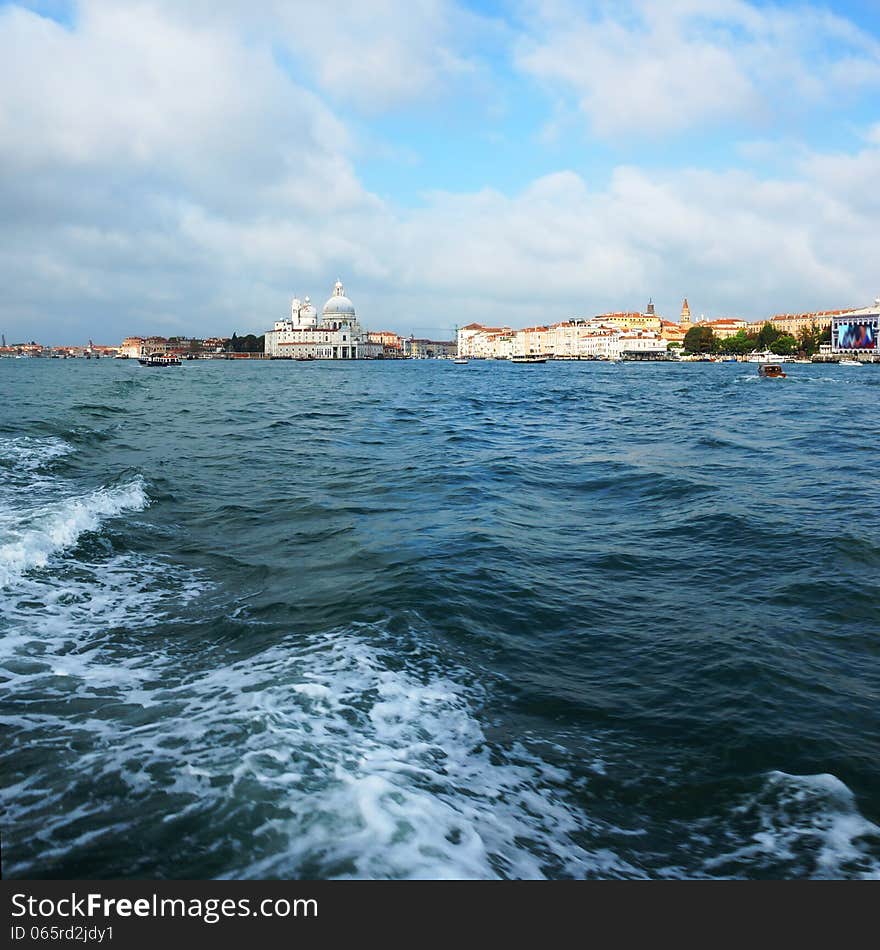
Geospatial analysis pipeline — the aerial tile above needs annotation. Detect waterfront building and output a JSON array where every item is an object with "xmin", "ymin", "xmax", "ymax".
[
  {"xmin": 770, "ymin": 308, "xmax": 859, "ymax": 336},
  {"xmin": 264, "ymin": 280, "xmax": 381, "ymax": 359},
  {"xmin": 830, "ymin": 303, "xmax": 879, "ymax": 356},
  {"xmin": 593, "ymin": 310, "xmax": 662, "ymax": 332},
  {"xmin": 700, "ymin": 318, "xmax": 748, "ymax": 340},
  {"xmin": 120, "ymin": 337, "xmax": 144, "ymax": 358},
  {"xmin": 459, "ymin": 319, "xmax": 634, "ymax": 360},
  {"xmin": 545, "ymin": 321, "xmax": 623, "ymax": 359},
  {"xmin": 368, "ymin": 330, "xmax": 404, "ymax": 357},
  {"xmin": 119, "ymin": 336, "xmax": 168, "ymax": 358},
  {"xmin": 660, "ymin": 320, "xmax": 687, "ymax": 344},
  {"xmin": 513, "ymin": 325, "xmax": 551, "ymax": 358},
  {"xmin": 407, "ymin": 338, "xmax": 457, "ymax": 358},
  {"xmin": 457, "ymin": 324, "xmax": 513, "ymax": 358},
  {"xmin": 619, "ymin": 330, "xmax": 669, "ymax": 358}
]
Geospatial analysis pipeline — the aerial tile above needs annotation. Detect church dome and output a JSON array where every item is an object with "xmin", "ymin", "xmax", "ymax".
[{"xmin": 323, "ymin": 279, "xmax": 355, "ymax": 317}]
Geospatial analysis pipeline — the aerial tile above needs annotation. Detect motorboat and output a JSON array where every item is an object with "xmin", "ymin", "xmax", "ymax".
[
  {"xmin": 839, "ymin": 358, "xmax": 862, "ymax": 367},
  {"xmin": 510, "ymin": 354, "xmax": 547, "ymax": 364},
  {"xmin": 758, "ymin": 363, "xmax": 786, "ymax": 378},
  {"xmin": 453, "ymin": 357, "xmax": 469, "ymax": 364}
]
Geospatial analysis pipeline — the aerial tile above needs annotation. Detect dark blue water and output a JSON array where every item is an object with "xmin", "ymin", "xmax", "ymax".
[{"xmin": 2, "ymin": 357, "xmax": 879, "ymax": 879}]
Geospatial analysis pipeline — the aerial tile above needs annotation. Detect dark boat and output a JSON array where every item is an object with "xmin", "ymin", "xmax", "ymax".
[
  {"xmin": 138, "ymin": 353, "xmax": 182, "ymax": 367},
  {"xmin": 758, "ymin": 363, "xmax": 786, "ymax": 378}
]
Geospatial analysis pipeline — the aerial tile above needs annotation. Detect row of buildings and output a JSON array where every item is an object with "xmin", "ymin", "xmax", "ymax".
[
  {"xmin": 457, "ymin": 298, "xmax": 879, "ymax": 359},
  {"xmin": 458, "ymin": 299, "xmax": 675, "ymax": 360},
  {"xmin": 0, "ymin": 340, "xmax": 120, "ymax": 359}
]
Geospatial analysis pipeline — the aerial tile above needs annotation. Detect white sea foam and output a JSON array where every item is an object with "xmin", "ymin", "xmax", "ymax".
[
  {"xmin": 0, "ymin": 435, "xmax": 73, "ymax": 470},
  {"xmin": 0, "ymin": 599, "xmax": 631, "ymax": 879},
  {"xmin": 0, "ymin": 477, "xmax": 148, "ymax": 587},
  {"xmin": 704, "ymin": 771, "xmax": 880, "ymax": 879}
]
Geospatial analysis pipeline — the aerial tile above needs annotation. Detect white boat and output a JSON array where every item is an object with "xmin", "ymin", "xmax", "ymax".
[
  {"xmin": 839, "ymin": 358, "xmax": 862, "ymax": 367},
  {"xmin": 139, "ymin": 353, "xmax": 181, "ymax": 367},
  {"xmin": 453, "ymin": 357, "xmax": 469, "ymax": 365},
  {"xmin": 510, "ymin": 354, "xmax": 547, "ymax": 364}
]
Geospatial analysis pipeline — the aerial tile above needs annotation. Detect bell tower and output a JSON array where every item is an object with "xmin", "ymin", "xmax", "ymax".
[{"xmin": 680, "ymin": 298, "xmax": 692, "ymax": 329}]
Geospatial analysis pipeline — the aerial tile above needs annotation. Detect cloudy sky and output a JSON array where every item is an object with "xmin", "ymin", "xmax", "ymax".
[{"xmin": 1, "ymin": 0, "xmax": 879, "ymax": 344}]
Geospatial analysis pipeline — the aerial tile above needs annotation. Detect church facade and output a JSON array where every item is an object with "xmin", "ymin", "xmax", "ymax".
[{"xmin": 264, "ymin": 280, "xmax": 381, "ymax": 359}]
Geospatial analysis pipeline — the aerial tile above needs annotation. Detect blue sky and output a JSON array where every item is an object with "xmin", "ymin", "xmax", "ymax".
[{"xmin": 1, "ymin": 0, "xmax": 879, "ymax": 343}]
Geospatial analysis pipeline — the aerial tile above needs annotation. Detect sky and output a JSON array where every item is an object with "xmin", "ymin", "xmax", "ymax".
[{"xmin": 1, "ymin": 0, "xmax": 879, "ymax": 344}]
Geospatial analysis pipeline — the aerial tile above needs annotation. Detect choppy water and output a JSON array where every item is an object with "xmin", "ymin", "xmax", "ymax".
[{"xmin": 2, "ymin": 357, "xmax": 879, "ymax": 879}]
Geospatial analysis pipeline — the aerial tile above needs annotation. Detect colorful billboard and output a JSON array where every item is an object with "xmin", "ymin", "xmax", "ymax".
[{"xmin": 833, "ymin": 315, "xmax": 878, "ymax": 352}]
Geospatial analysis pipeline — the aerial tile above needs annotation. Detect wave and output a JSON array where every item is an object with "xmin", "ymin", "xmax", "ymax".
[
  {"xmin": 0, "ymin": 477, "xmax": 148, "ymax": 587},
  {"xmin": 0, "ymin": 609, "xmax": 638, "ymax": 879},
  {"xmin": 0, "ymin": 435, "xmax": 73, "ymax": 472},
  {"xmin": 702, "ymin": 771, "xmax": 880, "ymax": 879}
]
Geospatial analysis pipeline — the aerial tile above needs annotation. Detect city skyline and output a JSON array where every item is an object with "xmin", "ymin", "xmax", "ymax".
[{"xmin": 1, "ymin": 0, "xmax": 879, "ymax": 344}]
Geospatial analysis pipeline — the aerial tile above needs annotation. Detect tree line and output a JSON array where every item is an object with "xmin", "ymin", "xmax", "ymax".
[
  {"xmin": 227, "ymin": 332, "xmax": 265, "ymax": 353},
  {"xmin": 682, "ymin": 322, "xmax": 831, "ymax": 356}
]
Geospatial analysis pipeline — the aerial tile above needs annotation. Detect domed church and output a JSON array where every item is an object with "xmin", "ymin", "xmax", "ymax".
[
  {"xmin": 322, "ymin": 280, "xmax": 356, "ymax": 324},
  {"xmin": 264, "ymin": 279, "xmax": 380, "ymax": 359}
]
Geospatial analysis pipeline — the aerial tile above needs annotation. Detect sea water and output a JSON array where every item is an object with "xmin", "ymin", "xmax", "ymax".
[{"xmin": 1, "ymin": 357, "xmax": 878, "ymax": 878}]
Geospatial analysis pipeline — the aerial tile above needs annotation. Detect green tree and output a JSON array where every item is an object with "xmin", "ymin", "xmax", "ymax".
[
  {"xmin": 796, "ymin": 322, "xmax": 830, "ymax": 356},
  {"xmin": 684, "ymin": 325, "xmax": 716, "ymax": 353},
  {"xmin": 757, "ymin": 322, "xmax": 781, "ymax": 349},
  {"xmin": 770, "ymin": 334, "xmax": 797, "ymax": 355},
  {"xmin": 722, "ymin": 329, "xmax": 759, "ymax": 355}
]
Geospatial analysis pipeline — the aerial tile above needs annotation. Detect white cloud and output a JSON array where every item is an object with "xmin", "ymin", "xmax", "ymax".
[
  {"xmin": 515, "ymin": 0, "xmax": 880, "ymax": 138},
  {"xmin": 139, "ymin": 0, "xmax": 496, "ymax": 114}
]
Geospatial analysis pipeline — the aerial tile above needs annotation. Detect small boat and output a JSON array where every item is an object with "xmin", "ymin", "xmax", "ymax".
[
  {"xmin": 758, "ymin": 363, "xmax": 786, "ymax": 378},
  {"xmin": 138, "ymin": 353, "xmax": 181, "ymax": 367},
  {"xmin": 839, "ymin": 358, "xmax": 862, "ymax": 367},
  {"xmin": 453, "ymin": 357, "xmax": 469, "ymax": 365},
  {"xmin": 510, "ymin": 354, "xmax": 547, "ymax": 364}
]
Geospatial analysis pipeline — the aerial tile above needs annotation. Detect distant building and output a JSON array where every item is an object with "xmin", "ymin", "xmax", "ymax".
[
  {"xmin": 119, "ymin": 336, "xmax": 167, "ymax": 358},
  {"xmin": 368, "ymin": 330, "xmax": 404, "ymax": 357},
  {"xmin": 120, "ymin": 337, "xmax": 144, "ymax": 358},
  {"xmin": 619, "ymin": 330, "xmax": 669, "ymax": 358},
  {"xmin": 201, "ymin": 337, "xmax": 229, "ymax": 353},
  {"xmin": 831, "ymin": 304, "xmax": 879, "ymax": 355},
  {"xmin": 457, "ymin": 324, "xmax": 513, "ymax": 359},
  {"xmin": 264, "ymin": 280, "xmax": 382, "ymax": 359},
  {"xmin": 593, "ymin": 310, "xmax": 662, "ymax": 332},
  {"xmin": 660, "ymin": 320, "xmax": 686, "ymax": 344},
  {"xmin": 458, "ymin": 318, "xmax": 665, "ymax": 360},
  {"xmin": 770, "ymin": 309, "xmax": 858, "ymax": 337},
  {"xmin": 407, "ymin": 338, "xmax": 457, "ymax": 358},
  {"xmin": 700, "ymin": 318, "xmax": 748, "ymax": 340}
]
